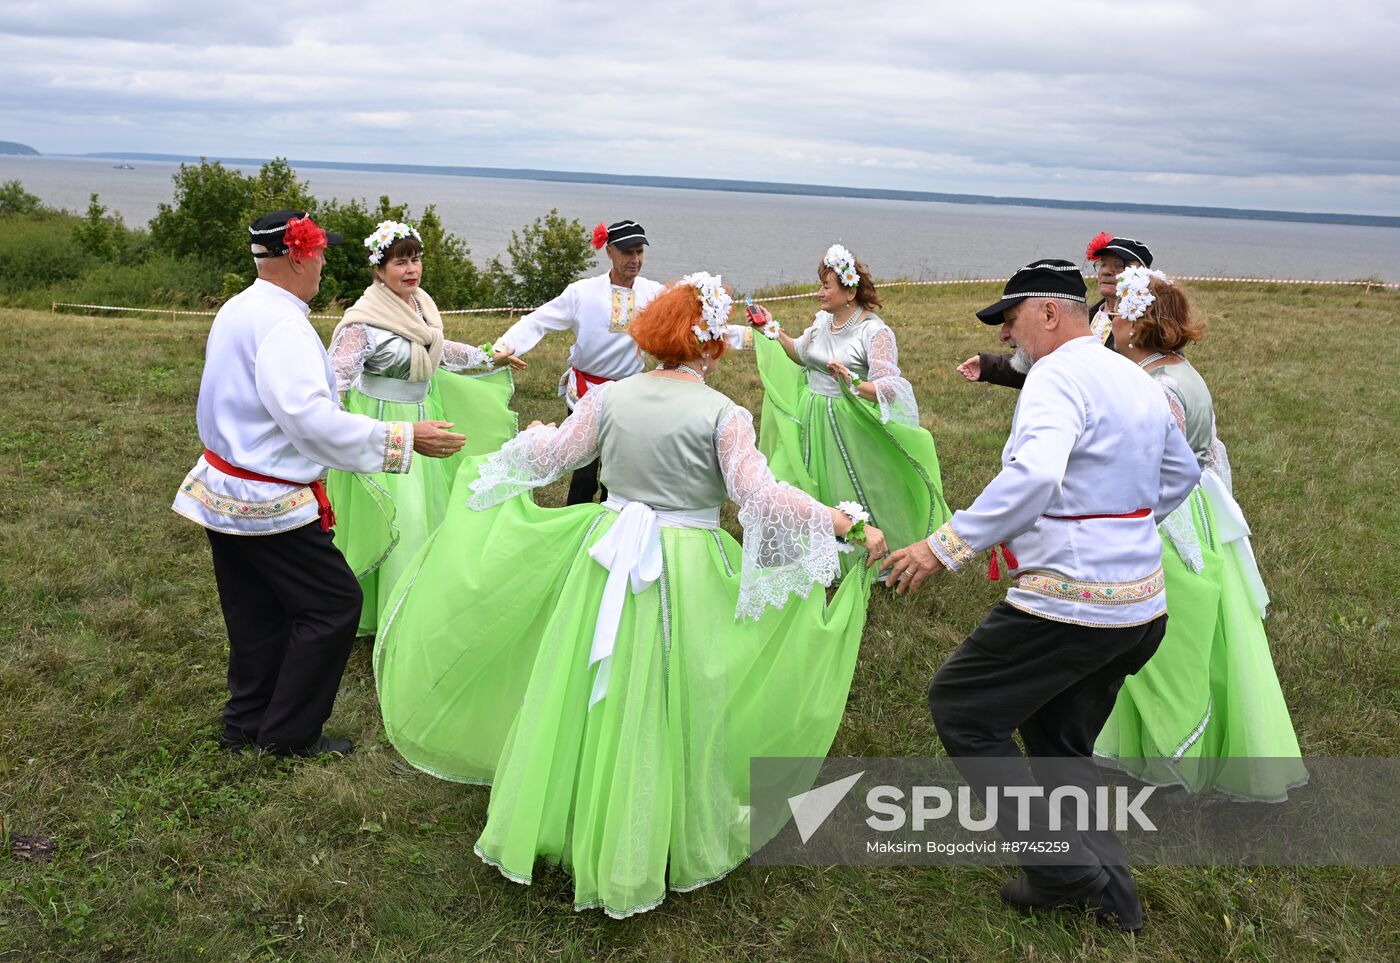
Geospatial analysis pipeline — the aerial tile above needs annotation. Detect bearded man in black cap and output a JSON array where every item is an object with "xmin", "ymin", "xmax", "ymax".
[
  {"xmin": 959, "ymin": 235, "xmax": 1155, "ymax": 388},
  {"xmin": 882, "ymin": 259, "xmax": 1200, "ymax": 931},
  {"xmin": 492, "ymin": 219, "xmax": 663, "ymax": 505},
  {"xmin": 172, "ymin": 211, "xmax": 466, "ymax": 757}
]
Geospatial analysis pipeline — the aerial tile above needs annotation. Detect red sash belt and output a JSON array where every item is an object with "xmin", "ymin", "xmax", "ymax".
[
  {"xmin": 572, "ymin": 367, "xmax": 614, "ymax": 399},
  {"xmin": 203, "ymin": 449, "xmax": 335, "ymax": 532},
  {"xmin": 1042, "ymin": 507, "xmax": 1152, "ymax": 521},
  {"xmin": 988, "ymin": 508, "xmax": 1150, "ymax": 581}
]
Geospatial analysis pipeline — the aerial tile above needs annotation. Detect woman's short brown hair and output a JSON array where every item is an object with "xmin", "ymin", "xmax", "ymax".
[
  {"xmin": 373, "ymin": 234, "xmax": 424, "ymax": 269},
  {"xmin": 629, "ymin": 281, "xmax": 732, "ymax": 366},
  {"xmin": 819, "ymin": 253, "xmax": 883, "ymax": 310},
  {"xmin": 1132, "ymin": 278, "xmax": 1206, "ymax": 353}
]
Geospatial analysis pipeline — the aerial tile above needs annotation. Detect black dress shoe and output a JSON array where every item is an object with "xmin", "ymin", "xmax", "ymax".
[
  {"xmin": 268, "ymin": 735, "xmax": 355, "ymax": 758},
  {"xmin": 217, "ymin": 732, "xmax": 255, "ymax": 752},
  {"xmin": 1000, "ymin": 869, "xmax": 1108, "ymax": 910},
  {"xmin": 1082, "ymin": 867, "xmax": 1145, "ymax": 933},
  {"xmin": 1000, "ymin": 870, "xmax": 1143, "ymax": 933}
]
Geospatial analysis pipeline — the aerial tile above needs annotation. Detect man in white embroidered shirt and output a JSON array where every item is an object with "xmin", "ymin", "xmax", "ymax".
[
  {"xmin": 492, "ymin": 219, "xmax": 663, "ymax": 504},
  {"xmin": 882, "ymin": 259, "xmax": 1200, "ymax": 932},
  {"xmin": 172, "ymin": 211, "xmax": 465, "ymax": 759}
]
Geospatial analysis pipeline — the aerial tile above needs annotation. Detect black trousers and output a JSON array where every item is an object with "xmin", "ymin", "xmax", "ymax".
[
  {"xmin": 563, "ymin": 397, "xmax": 608, "ymax": 506},
  {"xmin": 928, "ymin": 602, "xmax": 1166, "ymax": 891},
  {"xmin": 206, "ymin": 523, "xmax": 362, "ymax": 751},
  {"xmin": 565, "ymin": 458, "xmax": 608, "ymax": 506}
]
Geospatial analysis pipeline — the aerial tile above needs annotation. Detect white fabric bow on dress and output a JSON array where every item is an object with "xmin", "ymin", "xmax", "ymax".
[
  {"xmin": 587, "ymin": 500, "xmax": 664, "ymax": 709},
  {"xmin": 1200, "ymin": 467, "xmax": 1270, "ymax": 618},
  {"xmin": 586, "ymin": 498, "xmax": 719, "ymax": 709}
]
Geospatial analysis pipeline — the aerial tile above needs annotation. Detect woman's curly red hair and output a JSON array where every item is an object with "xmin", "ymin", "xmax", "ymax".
[{"xmin": 628, "ymin": 281, "xmax": 732, "ymax": 366}]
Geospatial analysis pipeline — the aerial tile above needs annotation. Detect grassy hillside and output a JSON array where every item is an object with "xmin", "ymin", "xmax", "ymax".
[{"xmin": 1, "ymin": 279, "xmax": 1396, "ymax": 961}]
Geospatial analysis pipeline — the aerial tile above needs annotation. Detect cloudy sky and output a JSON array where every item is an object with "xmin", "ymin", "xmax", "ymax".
[{"xmin": 3, "ymin": 1, "xmax": 1398, "ymax": 215}]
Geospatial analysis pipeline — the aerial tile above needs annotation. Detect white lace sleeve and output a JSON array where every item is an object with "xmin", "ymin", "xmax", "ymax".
[
  {"xmin": 1156, "ymin": 384, "xmax": 1204, "ymax": 573},
  {"xmin": 327, "ymin": 323, "xmax": 373, "ymax": 400},
  {"xmin": 467, "ymin": 382, "xmax": 608, "ymax": 508},
  {"xmin": 865, "ymin": 325, "xmax": 919, "ymax": 427},
  {"xmin": 716, "ymin": 406, "xmax": 842, "ymax": 620},
  {"xmin": 1204, "ymin": 414, "xmax": 1233, "ymax": 495},
  {"xmin": 1160, "ymin": 495, "xmax": 1205, "ymax": 574},
  {"xmin": 441, "ymin": 338, "xmax": 493, "ymax": 372}
]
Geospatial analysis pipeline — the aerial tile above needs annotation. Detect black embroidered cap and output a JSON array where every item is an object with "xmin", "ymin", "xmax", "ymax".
[
  {"xmin": 606, "ymin": 220, "xmax": 648, "ymax": 251},
  {"xmin": 1090, "ymin": 236, "xmax": 1153, "ymax": 267},
  {"xmin": 976, "ymin": 259, "xmax": 1088, "ymax": 325},
  {"xmin": 248, "ymin": 210, "xmax": 343, "ymax": 258}
]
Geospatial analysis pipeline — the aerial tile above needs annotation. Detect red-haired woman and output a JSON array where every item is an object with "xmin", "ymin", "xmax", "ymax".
[
  {"xmin": 374, "ymin": 273, "xmax": 886, "ymax": 919},
  {"xmin": 325, "ymin": 220, "xmax": 522, "ymax": 637},
  {"xmin": 1093, "ymin": 268, "xmax": 1305, "ymax": 800},
  {"xmin": 751, "ymin": 244, "xmax": 950, "ymax": 569}
]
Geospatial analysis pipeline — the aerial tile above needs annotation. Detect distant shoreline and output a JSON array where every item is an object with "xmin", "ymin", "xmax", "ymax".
[{"xmin": 60, "ymin": 151, "xmax": 1400, "ymax": 230}]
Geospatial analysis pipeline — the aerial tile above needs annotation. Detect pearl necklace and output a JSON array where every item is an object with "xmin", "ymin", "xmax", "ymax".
[
  {"xmin": 660, "ymin": 362, "xmax": 707, "ymax": 384},
  {"xmin": 1136, "ymin": 351, "xmax": 1180, "ymax": 370},
  {"xmin": 829, "ymin": 305, "xmax": 863, "ymax": 333}
]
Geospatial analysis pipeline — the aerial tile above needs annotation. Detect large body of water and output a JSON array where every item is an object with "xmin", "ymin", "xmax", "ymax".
[{"xmin": 6, "ymin": 155, "xmax": 1399, "ymax": 288}]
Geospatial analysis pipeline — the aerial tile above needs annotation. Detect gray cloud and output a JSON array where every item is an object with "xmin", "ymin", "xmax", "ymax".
[{"xmin": 2, "ymin": 1, "xmax": 1397, "ymax": 213}]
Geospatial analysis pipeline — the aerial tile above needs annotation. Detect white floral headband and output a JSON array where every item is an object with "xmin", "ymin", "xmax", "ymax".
[
  {"xmin": 823, "ymin": 243, "xmax": 861, "ymax": 288},
  {"xmin": 680, "ymin": 271, "xmax": 733, "ymax": 343},
  {"xmin": 365, "ymin": 220, "xmax": 421, "ymax": 265},
  {"xmin": 1115, "ymin": 266, "xmax": 1172, "ymax": 322}
]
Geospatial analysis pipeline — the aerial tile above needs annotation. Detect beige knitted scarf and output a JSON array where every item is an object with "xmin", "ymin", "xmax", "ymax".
[{"xmin": 333, "ymin": 282, "xmax": 444, "ymax": 382}]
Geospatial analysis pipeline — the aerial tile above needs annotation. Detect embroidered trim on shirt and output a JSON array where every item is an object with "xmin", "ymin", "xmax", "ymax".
[
  {"xmin": 1015, "ymin": 567, "xmax": 1165, "ymax": 605},
  {"xmin": 609, "ymin": 287, "xmax": 637, "ymax": 333},
  {"xmin": 383, "ymin": 421, "xmax": 412, "ymax": 474},
  {"xmin": 928, "ymin": 521, "xmax": 977, "ymax": 572},
  {"xmin": 178, "ymin": 475, "xmax": 315, "ymax": 518}
]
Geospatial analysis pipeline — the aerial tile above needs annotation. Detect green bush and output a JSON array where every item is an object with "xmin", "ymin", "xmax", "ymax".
[
  {"xmin": 3, "ymin": 167, "xmax": 599, "ymax": 314},
  {"xmin": 0, "ymin": 213, "xmax": 94, "ymax": 298},
  {"xmin": 494, "ymin": 208, "xmax": 595, "ymax": 308},
  {"xmin": 0, "ymin": 179, "xmax": 46, "ymax": 217},
  {"xmin": 72, "ymin": 194, "xmax": 127, "ymax": 262},
  {"xmin": 50, "ymin": 255, "xmax": 225, "ymax": 311}
]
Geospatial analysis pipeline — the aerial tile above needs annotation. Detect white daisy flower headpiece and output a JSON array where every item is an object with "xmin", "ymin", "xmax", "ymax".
[
  {"xmin": 1115, "ymin": 266, "xmax": 1172, "ymax": 322},
  {"xmin": 680, "ymin": 272, "xmax": 733, "ymax": 343},
  {"xmin": 364, "ymin": 220, "xmax": 421, "ymax": 265},
  {"xmin": 823, "ymin": 243, "xmax": 861, "ymax": 288}
]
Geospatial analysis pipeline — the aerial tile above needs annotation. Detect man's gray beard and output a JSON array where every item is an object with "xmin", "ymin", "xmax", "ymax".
[{"xmin": 1010, "ymin": 346, "xmax": 1034, "ymax": 373}]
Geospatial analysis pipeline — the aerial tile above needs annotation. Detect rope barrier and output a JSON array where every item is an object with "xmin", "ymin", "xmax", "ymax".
[{"xmin": 45, "ymin": 273, "xmax": 1397, "ymax": 321}]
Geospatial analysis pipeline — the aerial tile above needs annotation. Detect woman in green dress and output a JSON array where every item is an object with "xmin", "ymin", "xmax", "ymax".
[
  {"xmin": 1093, "ymin": 268, "xmax": 1306, "ymax": 800},
  {"xmin": 326, "ymin": 220, "xmax": 522, "ymax": 636},
  {"xmin": 751, "ymin": 244, "xmax": 950, "ymax": 568},
  {"xmin": 374, "ymin": 273, "xmax": 887, "ymax": 918}
]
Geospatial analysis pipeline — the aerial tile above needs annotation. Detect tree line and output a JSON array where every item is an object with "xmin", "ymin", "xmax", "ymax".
[{"xmin": 0, "ymin": 159, "xmax": 597, "ymax": 312}]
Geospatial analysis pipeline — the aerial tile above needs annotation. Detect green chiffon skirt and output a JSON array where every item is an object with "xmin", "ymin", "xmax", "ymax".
[
  {"xmin": 326, "ymin": 368, "xmax": 516, "ymax": 636},
  {"xmin": 373, "ymin": 456, "xmax": 872, "ymax": 919},
  {"xmin": 754, "ymin": 335, "xmax": 951, "ymax": 563},
  {"xmin": 1095, "ymin": 487, "xmax": 1307, "ymax": 800}
]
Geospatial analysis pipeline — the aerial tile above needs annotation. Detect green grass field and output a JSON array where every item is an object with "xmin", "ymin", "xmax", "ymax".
[{"xmin": 2, "ymin": 280, "xmax": 1397, "ymax": 961}]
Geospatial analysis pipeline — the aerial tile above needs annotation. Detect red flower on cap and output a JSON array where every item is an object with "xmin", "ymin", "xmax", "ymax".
[
  {"xmin": 591, "ymin": 222, "xmax": 609, "ymax": 251},
  {"xmin": 284, "ymin": 216, "xmax": 328, "ymax": 263},
  {"xmin": 1085, "ymin": 231, "xmax": 1113, "ymax": 261}
]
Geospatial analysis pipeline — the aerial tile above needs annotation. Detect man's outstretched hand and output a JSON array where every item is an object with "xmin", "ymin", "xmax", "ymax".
[
  {"xmin": 881, "ymin": 538, "xmax": 945, "ymax": 595},
  {"xmin": 412, "ymin": 420, "xmax": 466, "ymax": 458}
]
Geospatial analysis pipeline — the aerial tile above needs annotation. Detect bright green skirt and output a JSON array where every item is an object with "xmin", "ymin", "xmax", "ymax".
[
  {"xmin": 1095, "ymin": 488, "xmax": 1306, "ymax": 800},
  {"xmin": 374, "ymin": 456, "xmax": 872, "ymax": 919},
  {"xmin": 326, "ymin": 367, "xmax": 516, "ymax": 636},
  {"xmin": 754, "ymin": 335, "xmax": 950, "ymax": 561}
]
